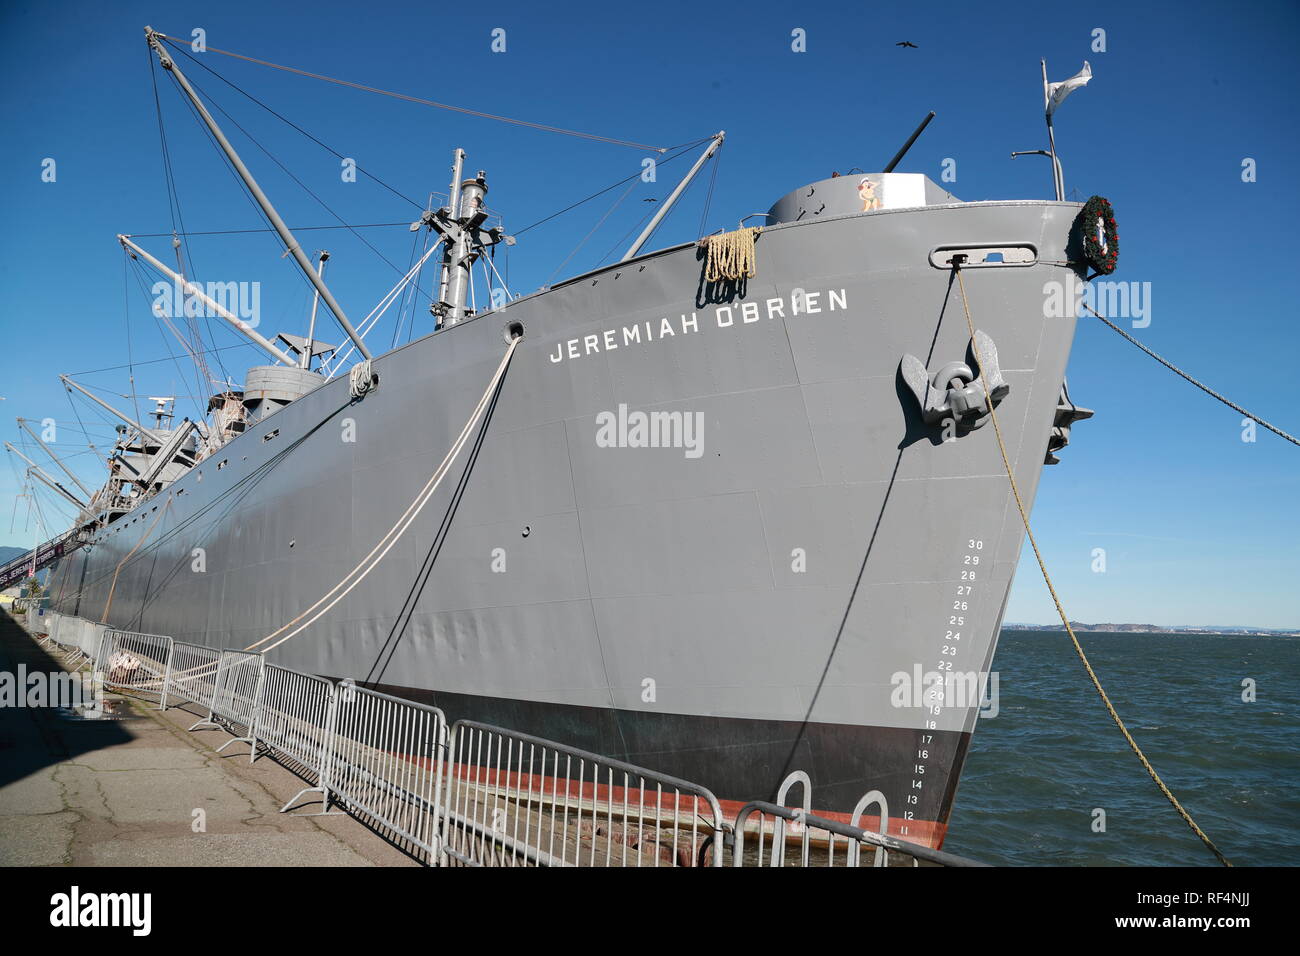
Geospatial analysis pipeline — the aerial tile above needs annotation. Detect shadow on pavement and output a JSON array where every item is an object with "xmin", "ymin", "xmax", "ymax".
[{"xmin": 0, "ymin": 608, "xmax": 133, "ymax": 790}]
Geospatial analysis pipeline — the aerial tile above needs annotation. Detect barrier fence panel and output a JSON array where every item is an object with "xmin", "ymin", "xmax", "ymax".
[
  {"xmin": 326, "ymin": 682, "xmax": 446, "ymax": 863},
  {"xmin": 58, "ymin": 617, "xmax": 82, "ymax": 665},
  {"xmin": 441, "ymin": 721, "xmax": 726, "ymax": 868},
  {"xmin": 252, "ymin": 664, "xmax": 338, "ymax": 811},
  {"xmin": 15, "ymin": 610, "xmax": 996, "ymax": 870},
  {"xmin": 58, "ymin": 617, "xmax": 102, "ymax": 670},
  {"xmin": 730, "ymin": 801, "xmax": 987, "ymax": 868},
  {"xmin": 197, "ymin": 650, "xmax": 265, "ymax": 756},
  {"xmin": 168, "ymin": 642, "xmax": 222, "ymax": 712},
  {"xmin": 84, "ymin": 621, "xmax": 106, "ymax": 666},
  {"xmin": 94, "ymin": 629, "xmax": 175, "ymax": 707},
  {"xmin": 48, "ymin": 612, "xmax": 67, "ymax": 655},
  {"xmin": 34, "ymin": 610, "xmax": 56, "ymax": 647}
]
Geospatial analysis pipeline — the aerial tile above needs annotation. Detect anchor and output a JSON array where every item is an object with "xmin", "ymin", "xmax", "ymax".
[{"xmin": 900, "ymin": 330, "xmax": 1009, "ymax": 431}]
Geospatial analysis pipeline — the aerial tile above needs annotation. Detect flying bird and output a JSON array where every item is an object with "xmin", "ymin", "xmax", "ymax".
[
  {"xmin": 896, "ymin": 41, "xmax": 918, "ymax": 48},
  {"xmin": 642, "ymin": 198, "xmax": 657, "ymax": 203}
]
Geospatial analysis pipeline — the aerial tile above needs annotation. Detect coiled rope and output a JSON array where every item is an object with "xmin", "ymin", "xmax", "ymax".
[
  {"xmin": 954, "ymin": 264, "xmax": 1232, "ymax": 867},
  {"xmin": 698, "ymin": 226, "xmax": 761, "ymax": 282},
  {"xmin": 348, "ymin": 359, "xmax": 376, "ymax": 399}
]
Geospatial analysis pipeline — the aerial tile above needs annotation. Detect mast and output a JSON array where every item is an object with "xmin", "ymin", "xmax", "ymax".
[
  {"xmin": 16, "ymin": 418, "xmax": 94, "ymax": 499},
  {"xmin": 119, "ymin": 235, "xmax": 299, "ymax": 367},
  {"xmin": 302, "ymin": 251, "xmax": 329, "ymax": 369},
  {"xmin": 622, "ymin": 131, "xmax": 725, "ymax": 262},
  {"xmin": 143, "ymin": 26, "xmax": 373, "ymax": 361},
  {"xmin": 439, "ymin": 150, "xmax": 471, "ymax": 327},
  {"xmin": 59, "ymin": 375, "xmax": 164, "ymax": 446},
  {"xmin": 421, "ymin": 149, "xmax": 507, "ymax": 329},
  {"xmin": 4, "ymin": 443, "xmax": 86, "ymax": 510},
  {"xmin": 1042, "ymin": 60, "xmax": 1065, "ymax": 201}
]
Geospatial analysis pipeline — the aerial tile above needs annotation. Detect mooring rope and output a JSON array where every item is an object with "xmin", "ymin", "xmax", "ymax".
[
  {"xmin": 954, "ymin": 264, "xmax": 1232, "ymax": 867},
  {"xmin": 100, "ymin": 495, "xmax": 173, "ymax": 624},
  {"xmin": 698, "ymin": 226, "xmax": 761, "ymax": 283},
  {"xmin": 1081, "ymin": 301, "xmax": 1298, "ymax": 446},
  {"xmin": 245, "ymin": 336, "xmax": 519, "ymax": 654},
  {"xmin": 123, "ymin": 338, "xmax": 519, "ymax": 687}
]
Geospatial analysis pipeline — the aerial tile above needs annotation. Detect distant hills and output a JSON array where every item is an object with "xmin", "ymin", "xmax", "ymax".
[
  {"xmin": 0, "ymin": 546, "xmax": 27, "ymax": 565},
  {"xmin": 1004, "ymin": 622, "xmax": 1298, "ymax": 637}
]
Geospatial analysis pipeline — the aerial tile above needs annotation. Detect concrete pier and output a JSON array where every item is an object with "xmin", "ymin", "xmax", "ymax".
[{"xmin": 0, "ymin": 609, "xmax": 414, "ymax": 867}]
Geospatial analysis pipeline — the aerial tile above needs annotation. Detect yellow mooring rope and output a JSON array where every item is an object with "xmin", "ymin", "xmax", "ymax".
[
  {"xmin": 954, "ymin": 264, "xmax": 1232, "ymax": 867},
  {"xmin": 699, "ymin": 226, "xmax": 761, "ymax": 283}
]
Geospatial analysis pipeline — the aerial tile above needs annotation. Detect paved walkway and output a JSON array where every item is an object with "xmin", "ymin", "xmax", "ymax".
[{"xmin": 0, "ymin": 610, "xmax": 414, "ymax": 867}]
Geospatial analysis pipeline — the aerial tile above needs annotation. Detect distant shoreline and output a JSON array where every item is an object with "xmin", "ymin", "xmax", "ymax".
[{"xmin": 1003, "ymin": 623, "xmax": 1298, "ymax": 637}]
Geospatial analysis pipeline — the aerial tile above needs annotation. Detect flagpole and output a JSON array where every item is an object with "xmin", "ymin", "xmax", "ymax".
[{"xmin": 1042, "ymin": 59, "xmax": 1064, "ymax": 201}]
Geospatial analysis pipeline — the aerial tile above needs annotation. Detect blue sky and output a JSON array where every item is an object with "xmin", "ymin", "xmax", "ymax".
[{"xmin": 1, "ymin": 0, "xmax": 1296, "ymax": 627}]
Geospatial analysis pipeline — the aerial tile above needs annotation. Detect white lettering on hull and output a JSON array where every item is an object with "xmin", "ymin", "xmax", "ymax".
[{"xmin": 548, "ymin": 286, "xmax": 848, "ymax": 365}]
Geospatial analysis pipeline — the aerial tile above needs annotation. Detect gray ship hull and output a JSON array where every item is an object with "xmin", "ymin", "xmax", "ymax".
[{"xmin": 52, "ymin": 198, "xmax": 1084, "ymax": 846}]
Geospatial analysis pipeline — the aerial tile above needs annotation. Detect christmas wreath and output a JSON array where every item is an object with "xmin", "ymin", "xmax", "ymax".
[{"xmin": 1078, "ymin": 195, "xmax": 1119, "ymax": 275}]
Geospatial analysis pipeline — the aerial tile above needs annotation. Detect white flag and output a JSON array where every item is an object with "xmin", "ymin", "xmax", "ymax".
[{"xmin": 1047, "ymin": 61, "xmax": 1092, "ymax": 115}]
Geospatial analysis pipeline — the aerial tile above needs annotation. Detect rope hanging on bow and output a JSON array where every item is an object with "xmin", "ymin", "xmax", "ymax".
[{"xmin": 698, "ymin": 226, "xmax": 761, "ymax": 282}]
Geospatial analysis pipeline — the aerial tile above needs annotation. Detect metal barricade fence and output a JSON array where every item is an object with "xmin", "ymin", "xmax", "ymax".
[
  {"xmin": 251, "ymin": 664, "xmax": 337, "ymax": 810},
  {"xmin": 94, "ymin": 629, "xmax": 175, "ymax": 707},
  {"xmin": 193, "ymin": 650, "xmax": 265, "ymax": 755},
  {"xmin": 441, "ymin": 720, "xmax": 726, "ymax": 868},
  {"xmin": 36, "ymin": 610, "xmax": 58, "ymax": 648},
  {"xmin": 730, "ymin": 774, "xmax": 987, "ymax": 868},
  {"xmin": 730, "ymin": 801, "xmax": 986, "ymax": 867},
  {"xmin": 17, "ymin": 616, "xmax": 993, "ymax": 870},
  {"xmin": 325, "ymin": 682, "xmax": 446, "ymax": 864},
  {"xmin": 56, "ymin": 615, "xmax": 81, "ymax": 664},
  {"xmin": 61, "ymin": 618, "xmax": 103, "ymax": 670},
  {"xmin": 83, "ymin": 620, "xmax": 101, "ymax": 662},
  {"xmin": 167, "ymin": 642, "xmax": 222, "ymax": 712}
]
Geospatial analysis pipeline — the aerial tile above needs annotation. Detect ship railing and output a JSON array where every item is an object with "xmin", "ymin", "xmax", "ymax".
[
  {"xmin": 439, "ymin": 720, "xmax": 727, "ymax": 868},
  {"xmin": 190, "ymin": 649, "xmax": 266, "ymax": 755},
  {"xmin": 249, "ymin": 663, "xmax": 338, "ymax": 811},
  {"xmin": 166, "ymin": 641, "xmax": 224, "ymax": 713},
  {"xmin": 319, "ymin": 682, "xmax": 447, "ymax": 864},
  {"xmin": 92, "ymin": 629, "xmax": 175, "ymax": 709},
  {"xmin": 730, "ymin": 800, "xmax": 987, "ymax": 868}
]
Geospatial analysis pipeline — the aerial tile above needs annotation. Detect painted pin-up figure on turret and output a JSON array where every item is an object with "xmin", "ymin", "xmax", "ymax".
[{"xmin": 858, "ymin": 177, "xmax": 881, "ymax": 211}]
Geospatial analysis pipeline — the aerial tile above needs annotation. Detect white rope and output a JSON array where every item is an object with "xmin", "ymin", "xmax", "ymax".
[
  {"xmin": 348, "ymin": 359, "xmax": 375, "ymax": 399},
  {"xmin": 245, "ymin": 336, "xmax": 519, "ymax": 654}
]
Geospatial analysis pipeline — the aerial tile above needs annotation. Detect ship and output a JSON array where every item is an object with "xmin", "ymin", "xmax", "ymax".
[{"xmin": 8, "ymin": 29, "xmax": 1104, "ymax": 849}]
